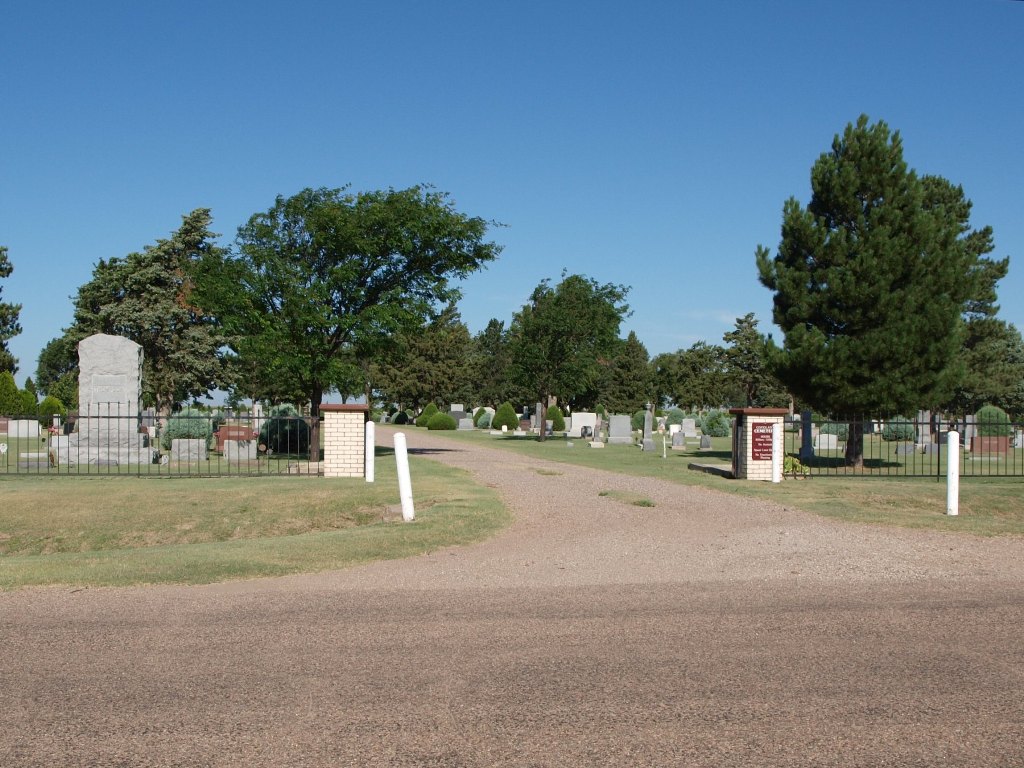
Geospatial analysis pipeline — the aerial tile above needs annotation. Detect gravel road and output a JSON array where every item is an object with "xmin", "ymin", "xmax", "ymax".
[{"xmin": 2, "ymin": 427, "xmax": 1022, "ymax": 767}]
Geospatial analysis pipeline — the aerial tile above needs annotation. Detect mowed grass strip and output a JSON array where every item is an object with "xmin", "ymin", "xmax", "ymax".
[
  {"xmin": 408, "ymin": 427, "xmax": 1024, "ymax": 536},
  {"xmin": 0, "ymin": 453, "xmax": 510, "ymax": 590}
]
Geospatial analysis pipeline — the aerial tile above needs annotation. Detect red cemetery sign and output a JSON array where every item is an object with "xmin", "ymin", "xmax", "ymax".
[{"xmin": 751, "ymin": 422, "xmax": 774, "ymax": 460}]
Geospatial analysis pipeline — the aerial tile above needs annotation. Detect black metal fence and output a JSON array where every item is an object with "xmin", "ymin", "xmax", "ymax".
[
  {"xmin": 782, "ymin": 413, "xmax": 1024, "ymax": 479},
  {"xmin": 0, "ymin": 409, "xmax": 322, "ymax": 477}
]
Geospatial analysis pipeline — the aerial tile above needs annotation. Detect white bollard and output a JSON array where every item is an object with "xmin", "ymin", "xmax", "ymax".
[
  {"xmin": 365, "ymin": 420, "xmax": 375, "ymax": 483},
  {"xmin": 771, "ymin": 422, "xmax": 782, "ymax": 483},
  {"xmin": 393, "ymin": 431, "xmax": 415, "ymax": 522},
  {"xmin": 946, "ymin": 430, "xmax": 960, "ymax": 516}
]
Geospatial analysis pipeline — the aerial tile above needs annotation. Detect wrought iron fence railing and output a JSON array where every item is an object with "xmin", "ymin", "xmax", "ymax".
[
  {"xmin": 781, "ymin": 413, "xmax": 1024, "ymax": 479},
  {"xmin": 0, "ymin": 409, "xmax": 323, "ymax": 477}
]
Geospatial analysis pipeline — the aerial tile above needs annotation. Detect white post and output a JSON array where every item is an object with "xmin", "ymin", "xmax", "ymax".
[
  {"xmin": 364, "ymin": 420, "xmax": 375, "ymax": 483},
  {"xmin": 393, "ymin": 431, "xmax": 415, "ymax": 522},
  {"xmin": 771, "ymin": 422, "xmax": 782, "ymax": 483},
  {"xmin": 662, "ymin": 435, "xmax": 667, "ymax": 459},
  {"xmin": 946, "ymin": 430, "xmax": 960, "ymax": 516}
]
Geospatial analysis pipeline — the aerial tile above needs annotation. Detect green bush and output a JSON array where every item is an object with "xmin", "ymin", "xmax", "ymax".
[
  {"xmin": 37, "ymin": 395, "xmax": 67, "ymax": 428},
  {"xmin": 473, "ymin": 407, "xmax": 488, "ymax": 426},
  {"xmin": 258, "ymin": 403, "xmax": 310, "ymax": 454},
  {"xmin": 477, "ymin": 411, "xmax": 492, "ymax": 429},
  {"xmin": 976, "ymin": 404, "xmax": 1012, "ymax": 437},
  {"xmin": 426, "ymin": 412, "xmax": 457, "ymax": 430},
  {"xmin": 161, "ymin": 407, "xmax": 214, "ymax": 450},
  {"xmin": 631, "ymin": 410, "xmax": 647, "ymax": 431},
  {"xmin": 665, "ymin": 408, "xmax": 686, "ymax": 426},
  {"xmin": 595, "ymin": 403, "xmax": 607, "ymax": 418},
  {"xmin": 392, "ymin": 410, "xmax": 410, "ymax": 425},
  {"xmin": 819, "ymin": 420, "xmax": 849, "ymax": 440},
  {"xmin": 415, "ymin": 402, "xmax": 439, "ymax": 428},
  {"xmin": 492, "ymin": 402, "xmax": 520, "ymax": 431},
  {"xmin": 699, "ymin": 409, "xmax": 731, "ymax": 437},
  {"xmin": 881, "ymin": 416, "xmax": 915, "ymax": 442},
  {"xmin": 547, "ymin": 405, "xmax": 565, "ymax": 431}
]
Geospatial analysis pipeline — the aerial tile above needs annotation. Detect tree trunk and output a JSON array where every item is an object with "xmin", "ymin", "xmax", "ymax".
[
  {"xmin": 844, "ymin": 420, "xmax": 863, "ymax": 468},
  {"xmin": 537, "ymin": 397, "xmax": 548, "ymax": 443},
  {"xmin": 309, "ymin": 389, "xmax": 322, "ymax": 463}
]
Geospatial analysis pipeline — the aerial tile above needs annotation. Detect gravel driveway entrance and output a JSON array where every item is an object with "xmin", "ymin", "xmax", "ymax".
[{"xmin": 2, "ymin": 427, "xmax": 1022, "ymax": 766}]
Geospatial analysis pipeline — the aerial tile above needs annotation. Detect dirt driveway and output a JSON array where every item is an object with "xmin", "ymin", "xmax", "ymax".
[{"xmin": 2, "ymin": 428, "xmax": 1022, "ymax": 767}]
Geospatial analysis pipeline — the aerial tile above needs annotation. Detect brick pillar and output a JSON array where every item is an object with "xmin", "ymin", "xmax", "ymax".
[
  {"xmin": 321, "ymin": 404, "xmax": 369, "ymax": 478},
  {"xmin": 729, "ymin": 408, "xmax": 789, "ymax": 481}
]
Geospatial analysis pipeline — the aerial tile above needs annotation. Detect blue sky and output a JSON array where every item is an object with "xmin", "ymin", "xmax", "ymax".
[{"xmin": 2, "ymin": 1, "xmax": 1021, "ymax": 384}]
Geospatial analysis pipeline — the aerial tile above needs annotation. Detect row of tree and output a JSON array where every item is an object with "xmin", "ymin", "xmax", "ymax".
[{"xmin": 10, "ymin": 115, "xmax": 1021, "ymax": 466}]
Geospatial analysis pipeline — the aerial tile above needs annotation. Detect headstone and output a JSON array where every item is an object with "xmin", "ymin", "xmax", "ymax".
[
  {"xmin": 225, "ymin": 439, "xmax": 258, "ymax": 463},
  {"xmin": 1015, "ymin": 431, "xmax": 1024, "ymax": 450},
  {"xmin": 642, "ymin": 407, "xmax": 655, "ymax": 452},
  {"xmin": 567, "ymin": 411, "xmax": 597, "ymax": 439},
  {"xmin": 798, "ymin": 410, "xmax": 815, "ymax": 461},
  {"xmin": 916, "ymin": 410, "xmax": 931, "ymax": 444},
  {"xmin": 699, "ymin": 435, "xmax": 713, "ymax": 450},
  {"xmin": 56, "ymin": 334, "xmax": 146, "ymax": 465},
  {"xmin": 671, "ymin": 431, "xmax": 685, "ymax": 449},
  {"xmin": 681, "ymin": 418, "xmax": 697, "ymax": 438},
  {"xmin": 8, "ymin": 419, "xmax": 40, "ymax": 438},
  {"xmin": 607, "ymin": 414, "xmax": 632, "ymax": 444},
  {"xmin": 895, "ymin": 443, "xmax": 916, "ymax": 456},
  {"xmin": 449, "ymin": 404, "xmax": 464, "ymax": 413},
  {"xmin": 450, "ymin": 410, "xmax": 468, "ymax": 422},
  {"xmin": 668, "ymin": 423, "xmax": 680, "ymax": 436},
  {"xmin": 457, "ymin": 418, "xmax": 475, "ymax": 431},
  {"xmin": 962, "ymin": 415, "xmax": 977, "ymax": 445},
  {"xmin": 814, "ymin": 433, "xmax": 838, "ymax": 450},
  {"xmin": 171, "ymin": 438, "xmax": 208, "ymax": 462}
]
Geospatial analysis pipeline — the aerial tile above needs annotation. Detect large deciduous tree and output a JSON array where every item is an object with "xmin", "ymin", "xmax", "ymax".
[
  {"xmin": 190, "ymin": 186, "xmax": 500, "ymax": 461},
  {"xmin": 68, "ymin": 209, "xmax": 228, "ymax": 414},
  {"xmin": 757, "ymin": 115, "xmax": 1007, "ymax": 465},
  {"xmin": 507, "ymin": 273, "xmax": 629, "ymax": 441},
  {"xmin": 653, "ymin": 342, "xmax": 728, "ymax": 411},
  {"xmin": 0, "ymin": 246, "xmax": 22, "ymax": 374}
]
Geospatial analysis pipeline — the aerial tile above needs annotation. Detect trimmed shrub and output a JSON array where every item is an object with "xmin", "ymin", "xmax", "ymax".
[
  {"xmin": 665, "ymin": 408, "xmax": 686, "ymax": 426},
  {"xmin": 492, "ymin": 402, "xmax": 519, "ymax": 431},
  {"xmin": 699, "ymin": 409, "xmax": 731, "ymax": 437},
  {"xmin": 392, "ymin": 410, "xmax": 410, "ymax": 425},
  {"xmin": 258, "ymin": 403, "xmax": 310, "ymax": 454},
  {"xmin": 161, "ymin": 407, "xmax": 214, "ymax": 450},
  {"xmin": 426, "ymin": 412, "xmax": 457, "ymax": 430},
  {"xmin": 631, "ymin": 410, "xmax": 647, "ymax": 431},
  {"xmin": 976, "ymin": 404, "xmax": 1012, "ymax": 437},
  {"xmin": 415, "ymin": 402, "xmax": 439, "ymax": 428},
  {"xmin": 547, "ymin": 405, "xmax": 565, "ymax": 431},
  {"xmin": 473, "ymin": 407, "xmax": 488, "ymax": 426},
  {"xmin": 37, "ymin": 395, "xmax": 67, "ymax": 428},
  {"xmin": 477, "ymin": 411, "xmax": 492, "ymax": 429},
  {"xmin": 881, "ymin": 416, "xmax": 915, "ymax": 442},
  {"xmin": 0, "ymin": 371, "xmax": 20, "ymax": 415},
  {"xmin": 819, "ymin": 420, "xmax": 849, "ymax": 440},
  {"xmin": 596, "ymin": 403, "xmax": 607, "ymax": 418}
]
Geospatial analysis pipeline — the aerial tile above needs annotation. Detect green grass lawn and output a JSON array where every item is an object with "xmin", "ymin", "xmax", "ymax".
[
  {"xmin": 405, "ymin": 426, "xmax": 1024, "ymax": 537},
  {"xmin": 0, "ymin": 448, "xmax": 510, "ymax": 590}
]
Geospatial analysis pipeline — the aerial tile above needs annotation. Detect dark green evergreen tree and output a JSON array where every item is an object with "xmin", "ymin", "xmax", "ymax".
[
  {"xmin": 757, "ymin": 115, "xmax": 1005, "ymax": 465},
  {"xmin": 655, "ymin": 342, "xmax": 728, "ymax": 410},
  {"xmin": 0, "ymin": 246, "xmax": 22, "ymax": 374},
  {"xmin": 600, "ymin": 331, "xmax": 653, "ymax": 414},
  {"xmin": 722, "ymin": 314, "xmax": 789, "ymax": 408},
  {"xmin": 68, "ymin": 209, "xmax": 229, "ymax": 414}
]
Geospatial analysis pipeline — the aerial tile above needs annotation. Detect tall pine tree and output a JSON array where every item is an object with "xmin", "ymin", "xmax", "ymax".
[
  {"xmin": 0, "ymin": 246, "xmax": 22, "ymax": 374},
  {"xmin": 757, "ymin": 116, "xmax": 1006, "ymax": 465}
]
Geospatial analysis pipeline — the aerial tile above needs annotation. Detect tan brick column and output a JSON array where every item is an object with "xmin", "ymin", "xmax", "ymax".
[{"xmin": 321, "ymin": 404, "xmax": 369, "ymax": 478}]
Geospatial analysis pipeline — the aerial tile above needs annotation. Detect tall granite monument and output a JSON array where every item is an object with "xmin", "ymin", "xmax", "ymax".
[{"xmin": 54, "ymin": 334, "xmax": 147, "ymax": 465}]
